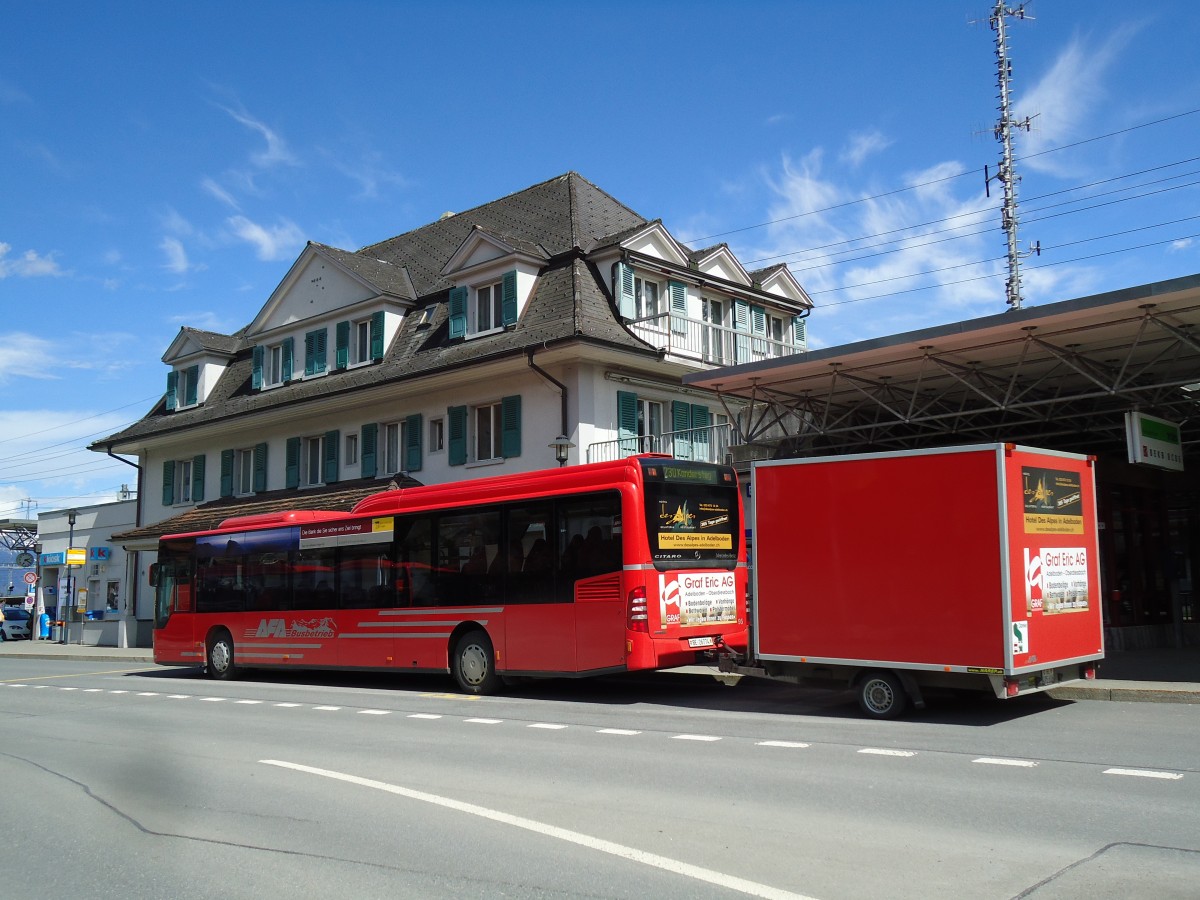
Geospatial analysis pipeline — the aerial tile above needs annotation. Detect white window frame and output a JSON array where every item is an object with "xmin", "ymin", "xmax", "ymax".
[
  {"xmin": 301, "ymin": 435, "xmax": 325, "ymax": 487},
  {"xmin": 429, "ymin": 417, "xmax": 445, "ymax": 454},
  {"xmin": 472, "ymin": 281, "xmax": 504, "ymax": 336},
  {"xmin": 353, "ymin": 319, "xmax": 372, "ymax": 366},
  {"xmin": 176, "ymin": 367, "xmax": 197, "ymax": 409},
  {"xmin": 635, "ymin": 277, "xmax": 661, "ymax": 319},
  {"xmin": 474, "ymin": 402, "xmax": 503, "ymax": 463},
  {"xmin": 234, "ymin": 448, "xmax": 255, "ymax": 496},
  {"xmin": 382, "ymin": 421, "xmax": 406, "ymax": 475},
  {"xmin": 174, "ymin": 459, "xmax": 193, "ymax": 504},
  {"xmin": 638, "ymin": 399, "xmax": 663, "ymax": 443},
  {"xmin": 265, "ymin": 343, "xmax": 285, "ymax": 388}
]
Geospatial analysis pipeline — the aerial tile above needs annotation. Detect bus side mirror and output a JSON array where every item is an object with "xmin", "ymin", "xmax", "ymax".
[{"xmin": 148, "ymin": 564, "xmax": 160, "ymax": 588}]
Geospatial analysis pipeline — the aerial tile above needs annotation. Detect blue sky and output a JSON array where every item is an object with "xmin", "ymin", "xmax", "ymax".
[{"xmin": 1, "ymin": 0, "xmax": 1198, "ymax": 519}]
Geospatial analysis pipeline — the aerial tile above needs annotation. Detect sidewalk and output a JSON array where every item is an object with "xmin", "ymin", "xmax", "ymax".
[{"xmin": 1, "ymin": 639, "xmax": 1197, "ymax": 703}]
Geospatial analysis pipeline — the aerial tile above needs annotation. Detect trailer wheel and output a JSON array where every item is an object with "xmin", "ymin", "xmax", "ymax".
[{"xmin": 858, "ymin": 671, "xmax": 908, "ymax": 719}]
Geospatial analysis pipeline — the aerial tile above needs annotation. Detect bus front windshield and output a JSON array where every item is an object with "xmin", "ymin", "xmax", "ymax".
[{"xmin": 639, "ymin": 459, "xmax": 740, "ymax": 570}]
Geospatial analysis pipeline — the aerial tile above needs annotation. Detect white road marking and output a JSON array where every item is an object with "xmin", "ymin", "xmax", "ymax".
[
  {"xmin": 83, "ymin": 688, "xmax": 103, "ymax": 693},
  {"xmin": 465, "ymin": 717, "xmax": 502, "ymax": 725},
  {"xmin": 168, "ymin": 695, "xmax": 190, "ymax": 699},
  {"xmin": 974, "ymin": 758, "xmax": 1038, "ymax": 768},
  {"xmin": 529, "ymin": 723, "xmax": 568, "ymax": 730},
  {"xmin": 59, "ymin": 687, "xmax": 78, "ymax": 691},
  {"xmin": 1103, "ymin": 767, "xmax": 1184, "ymax": 780},
  {"xmin": 274, "ymin": 702, "xmax": 302, "ymax": 708},
  {"xmin": 597, "ymin": 728, "xmax": 640, "ymax": 735},
  {"xmin": 108, "ymin": 690, "xmax": 128, "ymax": 694},
  {"xmin": 672, "ymin": 734, "xmax": 721, "ymax": 742},
  {"xmin": 262, "ymin": 759, "xmax": 817, "ymax": 900},
  {"xmin": 408, "ymin": 713, "xmax": 442, "ymax": 720},
  {"xmin": 358, "ymin": 709, "xmax": 389, "ymax": 715},
  {"xmin": 200, "ymin": 697, "xmax": 226, "ymax": 702},
  {"xmin": 235, "ymin": 699, "xmax": 263, "ymax": 705},
  {"xmin": 858, "ymin": 748, "xmax": 916, "ymax": 757},
  {"xmin": 758, "ymin": 741, "xmax": 810, "ymax": 749},
  {"xmin": 313, "ymin": 705, "xmax": 341, "ymax": 711},
  {"xmin": 138, "ymin": 692, "xmax": 160, "ymax": 697}
]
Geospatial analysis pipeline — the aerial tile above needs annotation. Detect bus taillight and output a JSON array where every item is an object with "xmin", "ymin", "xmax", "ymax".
[{"xmin": 627, "ymin": 586, "xmax": 649, "ymax": 633}]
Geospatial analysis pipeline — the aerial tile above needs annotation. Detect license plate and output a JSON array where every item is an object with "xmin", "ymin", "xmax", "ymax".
[{"xmin": 688, "ymin": 636, "xmax": 715, "ymax": 648}]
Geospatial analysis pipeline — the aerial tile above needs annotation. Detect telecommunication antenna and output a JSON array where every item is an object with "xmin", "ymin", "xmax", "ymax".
[{"xmin": 983, "ymin": 2, "xmax": 1039, "ymax": 309}]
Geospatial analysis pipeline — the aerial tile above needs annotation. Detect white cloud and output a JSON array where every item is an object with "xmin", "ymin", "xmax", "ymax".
[
  {"xmin": 765, "ymin": 113, "xmax": 791, "ymax": 126},
  {"xmin": 1016, "ymin": 26, "xmax": 1138, "ymax": 176},
  {"xmin": 201, "ymin": 176, "xmax": 240, "ymax": 210},
  {"xmin": 329, "ymin": 150, "xmax": 409, "ymax": 200},
  {"xmin": 840, "ymin": 130, "xmax": 893, "ymax": 168},
  {"xmin": 0, "ymin": 242, "xmax": 63, "ymax": 278},
  {"xmin": 160, "ymin": 237, "xmax": 190, "ymax": 273},
  {"xmin": 1171, "ymin": 238, "xmax": 1194, "ymax": 251},
  {"xmin": 227, "ymin": 215, "xmax": 305, "ymax": 261},
  {"xmin": 219, "ymin": 104, "xmax": 298, "ymax": 169}
]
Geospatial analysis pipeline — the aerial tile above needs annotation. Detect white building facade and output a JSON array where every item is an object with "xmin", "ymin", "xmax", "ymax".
[{"xmin": 93, "ymin": 173, "xmax": 810, "ymax": 646}]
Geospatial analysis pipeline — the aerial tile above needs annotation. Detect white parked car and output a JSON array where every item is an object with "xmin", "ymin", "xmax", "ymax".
[{"xmin": 0, "ymin": 606, "xmax": 32, "ymax": 640}]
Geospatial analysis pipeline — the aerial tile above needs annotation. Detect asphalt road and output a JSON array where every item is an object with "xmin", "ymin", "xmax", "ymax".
[{"xmin": 2, "ymin": 659, "xmax": 1197, "ymax": 899}]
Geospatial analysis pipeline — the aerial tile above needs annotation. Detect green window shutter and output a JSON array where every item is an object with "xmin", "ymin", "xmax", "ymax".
[
  {"xmin": 323, "ymin": 429, "xmax": 339, "ymax": 484},
  {"xmin": 220, "ymin": 449, "xmax": 234, "ymax": 498},
  {"xmin": 165, "ymin": 371, "xmax": 178, "ymax": 412},
  {"xmin": 251, "ymin": 346, "xmax": 263, "ymax": 390},
  {"xmin": 405, "ymin": 413, "xmax": 423, "ymax": 472},
  {"xmin": 370, "ymin": 311, "xmax": 385, "ymax": 360},
  {"xmin": 615, "ymin": 262, "xmax": 636, "ymax": 319},
  {"xmin": 792, "ymin": 315, "xmax": 807, "ymax": 349},
  {"xmin": 282, "ymin": 338, "xmax": 294, "ymax": 381},
  {"xmin": 448, "ymin": 287, "xmax": 467, "ymax": 339},
  {"xmin": 335, "ymin": 321, "xmax": 350, "ymax": 370},
  {"xmin": 672, "ymin": 400, "xmax": 692, "ymax": 460},
  {"xmin": 448, "ymin": 405, "xmax": 467, "ymax": 466},
  {"xmin": 617, "ymin": 390, "xmax": 639, "ymax": 453},
  {"xmin": 501, "ymin": 270, "xmax": 518, "ymax": 326},
  {"xmin": 668, "ymin": 280, "xmax": 688, "ymax": 334},
  {"xmin": 285, "ymin": 437, "xmax": 301, "ymax": 489},
  {"xmin": 315, "ymin": 329, "xmax": 327, "ymax": 373},
  {"xmin": 501, "ymin": 394, "xmax": 521, "ymax": 458},
  {"xmin": 304, "ymin": 331, "xmax": 316, "ymax": 376},
  {"xmin": 185, "ymin": 365, "xmax": 199, "ymax": 405},
  {"xmin": 253, "ymin": 443, "xmax": 268, "ymax": 492},
  {"xmin": 161, "ymin": 460, "xmax": 175, "ymax": 506},
  {"xmin": 192, "ymin": 454, "xmax": 206, "ymax": 502},
  {"xmin": 361, "ymin": 423, "xmax": 378, "ymax": 478},
  {"xmin": 691, "ymin": 404, "xmax": 711, "ymax": 460},
  {"xmin": 733, "ymin": 301, "xmax": 751, "ymax": 363}
]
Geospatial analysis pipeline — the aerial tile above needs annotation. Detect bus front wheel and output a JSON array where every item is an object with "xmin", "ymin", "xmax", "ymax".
[
  {"xmin": 452, "ymin": 630, "xmax": 499, "ymax": 695},
  {"xmin": 207, "ymin": 630, "xmax": 239, "ymax": 681}
]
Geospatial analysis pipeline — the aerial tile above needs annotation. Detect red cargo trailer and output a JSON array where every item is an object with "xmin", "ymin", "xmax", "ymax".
[{"xmin": 720, "ymin": 444, "xmax": 1104, "ymax": 717}]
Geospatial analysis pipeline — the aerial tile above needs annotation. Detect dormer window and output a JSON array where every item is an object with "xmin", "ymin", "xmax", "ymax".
[
  {"xmin": 448, "ymin": 270, "xmax": 519, "ymax": 339},
  {"xmin": 253, "ymin": 338, "xmax": 294, "ymax": 390},
  {"xmin": 353, "ymin": 319, "xmax": 371, "ymax": 365},
  {"xmin": 166, "ymin": 365, "xmax": 199, "ymax": 411},
  {"xmin": 635, "ymin": 277, "xmax": 660, "ymax": 318}
]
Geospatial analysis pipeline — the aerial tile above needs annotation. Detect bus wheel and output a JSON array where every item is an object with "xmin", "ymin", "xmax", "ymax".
[
  {"xmin": 207, "ymin": 630, "xmax": 239, "ymax": 681},
  {"xmin": 857, "ymin": 670, "xmax": 907, "ymax": 719},
  {"xmin": 452, "ymin": 630, "xmax": 499, "ymax": 695}
]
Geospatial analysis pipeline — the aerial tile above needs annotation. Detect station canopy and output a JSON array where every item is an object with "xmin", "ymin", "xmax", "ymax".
[{"xmin": 685, "ymin": 273, "xmax": 1200, "ymax": 462}]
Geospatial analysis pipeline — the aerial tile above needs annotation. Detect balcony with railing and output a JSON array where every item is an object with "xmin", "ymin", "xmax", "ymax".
[
  {"xmin": 626, "ymin": 312, "xmax": 804, "ymax": 365},
  {"xmin": 586, "ymin": 421, "xmax": 734, "ymax": 465}
]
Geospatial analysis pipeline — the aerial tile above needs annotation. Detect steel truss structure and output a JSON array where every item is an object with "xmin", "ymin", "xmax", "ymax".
[{"xmin": 687, "ymin": 275, "xmax": 1200, "ymax": 461}]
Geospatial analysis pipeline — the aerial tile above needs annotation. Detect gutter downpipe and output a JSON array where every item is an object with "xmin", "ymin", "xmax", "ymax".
[
  {"xmin": 526, "ymin": 346, "xmax": 570, "ymax": 459},
  {"xmin": 106, "ymin": 444, "xmax": 143, "ymax": 649}
]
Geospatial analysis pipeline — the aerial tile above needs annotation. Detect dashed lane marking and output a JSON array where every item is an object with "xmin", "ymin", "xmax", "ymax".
[
  {"xmin": 1103, "ymin": 767, "xmax": 1184, "ymax": 780},
  {"xmin": 529, "ymin": 723, "xmax": 568, "ymax": 730},
  {"xmin": 672, "ymin": 734, "xmax": 721, "ymax": 742},
  {"xmin": 597, "ymin": 728, "xmax": 640, "ymax": 735},
  {"xmin": 974, "ymin": 758, "xmax": 1038, "ymax": 768},
  {"xmin": 858, "ymin": 748, "xmax": 916, "ymax": 757},
  {"xmin": 758, "ymin": 741, "xmax": 810, "ymax": 749}
]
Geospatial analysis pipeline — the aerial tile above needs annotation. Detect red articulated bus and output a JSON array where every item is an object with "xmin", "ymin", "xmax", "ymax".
[{"xmin": 151, "ymin": 456, "xmax": 747, "ymax": 693}]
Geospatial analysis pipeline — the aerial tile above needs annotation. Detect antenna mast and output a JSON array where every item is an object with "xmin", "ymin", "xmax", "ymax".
[{"xmin": 988, "ymin": 1, "xmax": 1036, "ymax": 309}]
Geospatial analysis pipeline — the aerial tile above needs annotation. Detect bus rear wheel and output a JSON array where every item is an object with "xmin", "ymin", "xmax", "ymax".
[
  {"xmin": 207, "ymin": 630, "xmax": 239, "ymax": 681},
  {"xmin": 857, "ymin": 670, "xmax": 907, "ymax": 719},
  {"xmin": 452, "ymin": 630, "xmax": 499, "ymax": 695}
]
